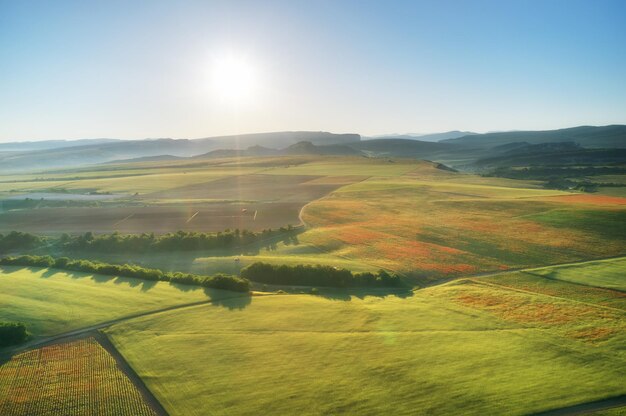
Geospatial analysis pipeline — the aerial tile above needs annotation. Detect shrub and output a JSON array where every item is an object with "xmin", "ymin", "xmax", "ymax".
[
  {"xmin": 0, "ymin": 322, "xmax": 28, "ymax": 347},
  {"xmin": 0, "ymin": 231, "xmax": 45, "ymax": 251},
  {"xmin": 240, "ymin": 262, "xmax": 403, "ymax": 288}
]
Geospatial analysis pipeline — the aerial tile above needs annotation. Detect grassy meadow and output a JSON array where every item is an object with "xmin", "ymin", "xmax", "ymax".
[
  {"xmin": 0, "ymin": 266, "xmax": 243, "ymax": 337},
  {"xmin": 0, "ymin": 155, "xmax": 625, "ymax": 414},
  {"xmin": 105, "ymin": 259, "xmax": 626, "ymax": 415},
  {"xmin": 3, "ymin": 155, "xmax": 624, "ymax": 282},
  {"xmin": 299, "ymin": 162, "xmax": 626, "ymax": 280}
]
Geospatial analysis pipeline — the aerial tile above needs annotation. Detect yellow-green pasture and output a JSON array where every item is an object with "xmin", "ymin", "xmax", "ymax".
[{"xmin": 105, "ymin": 260, "xmax": 626, "ymax": 416}]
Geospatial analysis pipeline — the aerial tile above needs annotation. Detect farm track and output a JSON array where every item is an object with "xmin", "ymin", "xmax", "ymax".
[
  {"xmin": 0, "ymin": 294, "xmax": 251, "ymax": 416},
  {"xmin": 423, "ymin": 254, "xmax": 626, "ymax": 289},
  {"xmin": 2, "ymin": 255, "xmax": 626, "ymax": 415},
  {"xmin": 94, "ymin": 331, "xmax": 169, "ymax": 416},
  {"xmin": 1, "ymin": 295, "xmax": 249, "ymax": 357}
]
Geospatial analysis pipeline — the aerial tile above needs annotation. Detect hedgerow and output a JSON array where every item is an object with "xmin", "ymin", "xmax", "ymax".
[
  {"xmin": 0, "ymin": 231, "xmax": 45, "ymax": 252},
  {"xmin": 60, "ymin": 227, "xmax": 298, "ymax": 253},
  {"xmin": 0, "ymin": 255, "xmax": 250, "ymax": 293},
  {"xmin": 241, "ymin": 262, "xmax": 403, "ymax": 288}
]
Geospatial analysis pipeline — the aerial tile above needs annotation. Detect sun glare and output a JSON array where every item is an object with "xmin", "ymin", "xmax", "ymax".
[{"xmin": 211, "ymin": 54, "xmax": 257, "ymax": 104}]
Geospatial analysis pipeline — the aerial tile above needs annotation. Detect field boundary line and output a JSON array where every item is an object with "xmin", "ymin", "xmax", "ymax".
[
  {"xmin": 424, "ymin": 254, "xmax": 626, "ymax": 288},
  {"xmin": 186, "ymin": 211, "xmax": 199, "ymax": 223},
  {"xmin": 113, "ymin": 213, "xmax": 134, "ymax": 226},
  {"xmin": 94, "ymin": 331, "xmax": 169, "ymax": 416},
  {"xmin": 0, "ymin": 294, "xmax": 249, "ymax": 357}
]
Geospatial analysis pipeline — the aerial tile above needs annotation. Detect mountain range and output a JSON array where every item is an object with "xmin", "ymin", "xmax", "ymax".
[{"xmin": 1, "ymin": 125, "xmax": 625, "ymax": 173}]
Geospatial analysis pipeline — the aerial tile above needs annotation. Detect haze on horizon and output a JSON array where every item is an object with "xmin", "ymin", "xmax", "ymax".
[{"xmin": 0, "ymin": 0, "xmax": 625, "ymax": 142}]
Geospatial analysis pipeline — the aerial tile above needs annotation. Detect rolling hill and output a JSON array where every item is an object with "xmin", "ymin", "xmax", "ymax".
[
  {"xmin": 0, "ymin": 132, "xmax": 361, "ymax": 172},
  {"xmin": 365, "ymin": 131, "xmax": 477, "ymax": 142},
  {"xmin": 443, "ymin": 125, "xmax": 626, "ymax": 149}
]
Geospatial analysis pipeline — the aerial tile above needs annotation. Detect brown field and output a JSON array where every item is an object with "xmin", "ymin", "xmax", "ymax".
[
  {"xmin": 0, "ymin": 203, "xmax": 305, "ymax": 234},
  {"xmin": 0, "ymin": 337, "xmax": 155, "ymax": 416},
  {"xmin": 0, "ymin": 172, "xmax": 361, "ymax": 235},
  {"xmin": 143, "ymin": 174, "xmax": 356, "ymax": 202},
  {"xmin": 1, "ymin": 157, "xmax": 625, "ymax": 282}
]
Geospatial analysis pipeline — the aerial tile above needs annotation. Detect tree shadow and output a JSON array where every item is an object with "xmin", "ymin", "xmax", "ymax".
[
  {"xmin": 0, "ymin": 353, "xmax": 12, "ymax": 367},
  {"xmin": 317, "ymin": 287, "xmax": 415, "ymax": 301},
  {"xmin": 112, "ymin": 276, "xmax": 142, "ymax": 288},
  {"xmin": 41, "ymin": 268, "xmax": 58, "ymax": 278},
  {"xmin": 168, "ymin": 281, "xmax": 201, "ymax": 292},
  {"xmin": 253, "ymin": 282, "xmax": 415, "ymax": 301},
  {"xmin": 166, "ymin": 282, "xmax": 252, "ymax": 308},
  {"xmin": 209, "ymin": 294, "xmax": 252, "ymax": 310}
]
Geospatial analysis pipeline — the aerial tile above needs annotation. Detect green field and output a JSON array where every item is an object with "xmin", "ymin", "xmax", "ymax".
[
  {"xmin": 0, "ymin": 266, "xmax": 242, "ymax": 337},
  {"xmin": 2, "ymin": 156, "xmax": 625, "ymax": 281},
  {"xmin": 105, "ymin": 259, "xmax": 626, "ymax": 416},
  {"xmin": 529, "ymin": 257, "xmax": 626, "ymax": 291},
  {"xmin": 299, "ymin": 163, "xmax": 626, "ymax": 279},
  {"xmin": 1, "ymin": 154, "xmax": 625, "ymax": 415}
]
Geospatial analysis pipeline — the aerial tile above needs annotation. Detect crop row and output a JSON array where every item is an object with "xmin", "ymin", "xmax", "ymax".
[{"xmin": 0, "ymin": 338, "xmax": 156, "ymax": 416}]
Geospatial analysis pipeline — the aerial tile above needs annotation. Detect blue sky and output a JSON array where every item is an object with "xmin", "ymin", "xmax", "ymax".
[{"xmin": 0, "ymin": 0, "xmax": 624, "ymax": 141}]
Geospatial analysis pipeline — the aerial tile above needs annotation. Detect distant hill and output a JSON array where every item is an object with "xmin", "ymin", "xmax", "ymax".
[
  {"xmin": 366, "ymin": 131, "xmax": 477, "ymax": 142},
  {"xmin": 282, "ymin": 141, "xmax": 359, "ymax": 156},
  {"xmin": 444, "ymin": 125, "xmax": 626, "ymax": 149},
  {"xmin": 347, "ymin": 138, "xmax": 468, "ymax": 158},
  {"xmin": 105, "ymin": 154, "xmax": 184, "ymax": 164},
  {"xmin": 198, "ymin": 131, "xmax": 360, "ymax": 149},
  {"xmin": 3, "ymin": 126, "xmax": 625, "ymax": 173},
  {"xmin": 473, "ymin": 147, "xmax": 626, "ymax": 168},
  {"xmin": 491, "ymin": 141, "xmax": 583, "ymax": 156},
  {"xmin": 192, "ymin": 141, "xmax": 358, "ymax": 159},
  {"xmin": 0, "ymin": 138, "xmax": 121, "ymax": 152},
  {"xmin": 0, "ymin": 131, "xmax": 361, "ymax": 172},
  {"xmin": 193, "ymin": 145, "xmax": 279, "ymax": 159}
]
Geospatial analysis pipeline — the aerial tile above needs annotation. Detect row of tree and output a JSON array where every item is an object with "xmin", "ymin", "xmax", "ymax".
[
  {"xmin": 61, "ymin": 227, "xmax": 298, "ymax": 252},
  {"xmin": 1, "ymin": 199, "xmax": 100, "ymax": 211},
  {"xmin": 0, "ymin": 322, "xmax": 28, "ymax": 347},
  {"xmin": 240, "ymin": 262, "xmax": 404, "ymax": 288},
  {"xmin": 483, "ymin": 166, "xmax": 626, "ymax": 180},
  {"xmin": 0, "ymin": 231, "xmax": 45, "ymax": 251},
  {"xmin": 0, "ymin": 255, "xmax": 250, "ymax": 292}
]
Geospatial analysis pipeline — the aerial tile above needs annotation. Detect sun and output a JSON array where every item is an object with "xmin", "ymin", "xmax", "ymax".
[{"xmin": 210, "ymin": 54, "xmax": 257, "ymax": 104}]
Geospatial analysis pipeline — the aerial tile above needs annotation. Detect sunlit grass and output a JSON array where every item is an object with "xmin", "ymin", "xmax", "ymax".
[
  {"xmin": 0, "ymin": 266, "xmax": 238, "ymax": 337},
  {"xmin": 106, "ymin": 272, "xmax": 626, "ymax": 416}
]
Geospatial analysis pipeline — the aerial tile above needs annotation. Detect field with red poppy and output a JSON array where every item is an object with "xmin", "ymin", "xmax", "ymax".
[{"xmin": 300, "ymin": 161, "xmax": 626, "ymax": 281}]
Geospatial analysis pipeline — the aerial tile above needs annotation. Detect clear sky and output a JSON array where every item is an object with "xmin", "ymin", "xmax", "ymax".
[{"xmin": 1, "ymin": 0, "xmax": 625, "ymax": 141}]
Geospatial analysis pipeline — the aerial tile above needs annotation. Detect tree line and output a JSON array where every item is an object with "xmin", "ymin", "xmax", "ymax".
[
  {"xmin": 0, "ymin": 255, "xmax": 250, "ymax": 293},
  {"xmin": 0, "ymin": 231, "xmax": 45, "ymax": 252},
  {"xmin": 483, "ymin": 166, "xmax": 626, "ymax": 180},
  {"xmin": 60, "ymin": 227, "xmax": 298, "ymax": 252},
  {"xmin": 240, "ymin": 262, "xmax": 404, "ymax": 288}
]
